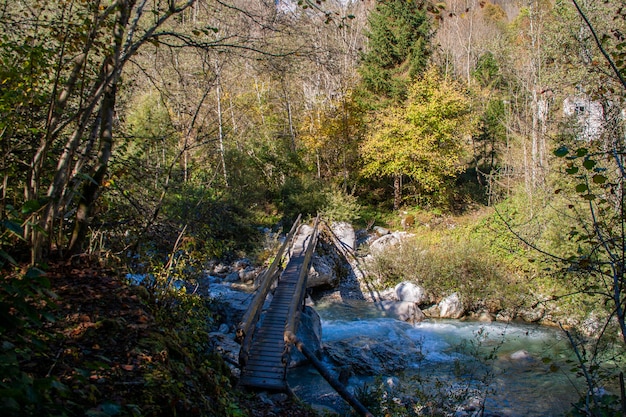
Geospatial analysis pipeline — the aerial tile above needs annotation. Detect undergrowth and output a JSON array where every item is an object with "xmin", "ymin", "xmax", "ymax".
[{"xmin": 0, "ymin": 256, "xmax": 244, "ymax": 417}]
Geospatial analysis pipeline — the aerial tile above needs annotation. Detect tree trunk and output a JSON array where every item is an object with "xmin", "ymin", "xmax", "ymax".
[
  {"xmin": 67, "ymin": 0, "xmax": 133, "ymax": 255},
  {"xmin": 393, "ymin": 174, "xmax": 402, "ymax": 210},
  {"xmin": 68, "ymin": 66, "xmax": 116, "ymax": 255},
  {"xmin": 216, "ymin": 68, "xmax": 228, "ymax": 187}
]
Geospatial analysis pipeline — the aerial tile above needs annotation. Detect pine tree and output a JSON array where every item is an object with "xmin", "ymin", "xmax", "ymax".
[{"xmin": 358, "ymin": 0, "xmax": 431, "ymax": 105}]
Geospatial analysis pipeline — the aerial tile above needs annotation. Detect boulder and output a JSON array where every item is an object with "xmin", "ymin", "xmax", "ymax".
[
  {"xmin": 438, "ymin": 293, "xmax": 464, "ymax": 319},
  {"xmin": 379, "ymin": 300, "xmax": 425, "ymax": 323},
  {"xmin": 369, "ymin": 231, "xmax": 413, "ymax": 255},
  {"xmin": 307, "ymin": 254, "xmax": 340, "ymax": 289},
  {"xmin": 375, "ymin": 287, "xmax": 397, "ymax": 301},
  {"xmin": 289, "ymin": 306, "xmax": 323, "ymax": 367},
  {"xmin": 395, "ymin": 281, "xmax": 428, "ymax": 305},
  {"xmin": 224, "ymin": 271, "xmax": 240, "ymax": 282},
  {"xmin": 331, "ymin": 221, "xmax": 356, "ymax": 254},
  {"xmin": 209, "ymin": 284, "xmax": 260, "ymax": 325},
  {"xmin": 510, "ymin": 350, "xmax": 533, "ymax": 361},
  {"xmin": 475, "ymin": 311, "xmax": 495, "ymax": 322},
  {"xmin": 518, "ymin": 306, "xmax": 545, "ymax": 323},
  {"xmin": 372, "ymin": 226, "xmax": 390, "ymax": 236},
  {"xmin": 324, "ymin": 331, "xmax": 424, "ymax": 375},
  {"xmin": 239, "ymin": 266, "xmax": 260, "ymax": 284},
  {"xmin": 208, "ymin": 332, "xmax": 241, "ymax": 378}
]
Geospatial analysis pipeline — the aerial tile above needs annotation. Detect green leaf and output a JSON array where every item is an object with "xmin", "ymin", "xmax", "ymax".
[
  {"xmin": 582, "ymin": 158, "xmax": 596, "ymax": 170},
  {"xmin": 575, "ymin": 183, "xmax": 588, "ymax": 193},
  {"xmin": 76, "ymin": 172, "xmax": 98, "ymax": 185},
  {"xmin": 576, "ymin": 148, "xmax": 588, "ymax": 157},
  {"xmin": 0, "ymin": 250, "xmax": 17, "ymax": 265},
  {"xmin": 553, "ymin": 146, "xmax": 569, "ymax": 157},
  {"xmin": 582, "ymin": 194, "xmax": 596, "ymax": 201},
  {"xmin": 21, "ymin": 200, "xmax": 41, "ymax": 214},
  {"xmin": 592, "ymin": 174, "xmax": 607, "ymax": 184},
  {"xmin": 566, "ymin": 166, "xmax": 579, "ymax": 175},
  {"xmin": 24, "ymin": 267, "xmax": 45, "ymax": 280},
  {"xmin": 2, "ymin": 219, "xmax": 23, "ymax": 239}
]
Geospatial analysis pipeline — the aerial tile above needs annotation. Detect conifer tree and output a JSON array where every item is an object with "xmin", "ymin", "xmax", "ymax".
[{"xmin": 358, "ymin": 0, "xmax": 431, "ymax": 105}]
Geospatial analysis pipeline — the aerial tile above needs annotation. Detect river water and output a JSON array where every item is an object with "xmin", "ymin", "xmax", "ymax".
[{"xmin": 288, "ymin": 299, "xmax": 582, "ymax": 416}]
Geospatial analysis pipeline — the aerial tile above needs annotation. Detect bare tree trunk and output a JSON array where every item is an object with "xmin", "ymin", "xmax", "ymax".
[
  {"xmin": 68, "ymin": 69, "xmax": 116, "ymax": 255},
  {"xmin": 394, "ymin": 174, "xmax": 402, "ymax": 211},
  {"xmin": 216, "ymin": 68, "xmax": 228, "ymax": 187},
  {"xmin": 531, "ymin": 88, "xmax": 539, "ymax": 188},
  {"xmin": 67, "ymin": 0, "xmax": 133, "ymax": 255}
]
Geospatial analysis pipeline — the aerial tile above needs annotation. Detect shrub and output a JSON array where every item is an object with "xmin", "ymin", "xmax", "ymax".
[
  {"xmin": 320, "ymin": 187, "xmax": 362, "ymax": 223},
  {"xmin": 367, "ymin": 230, "xmax": 526, "ymax": 312}
]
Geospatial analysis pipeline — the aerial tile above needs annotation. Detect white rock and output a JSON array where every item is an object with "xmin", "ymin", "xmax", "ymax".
[
  {"xmin": 379, "ymin": 300, "xmax": 425, "ymax": 323},
  {"xmin": 331, "ymin": 221, "xmax": 356, "ymax": 254},
  {"xmin": 510, "ymin": 350, "xmax": 533, "ymax": 361},
  {"xmin": 373, "ymin": 226, "xmax": 390, "ymax": 236},
  {"xmin": 395, "ymin": 281, "xmax": 427, "ymax": 304},
  {"xmin": 438, "ymin": 292, "xmax": 464, "ymax": 319}
]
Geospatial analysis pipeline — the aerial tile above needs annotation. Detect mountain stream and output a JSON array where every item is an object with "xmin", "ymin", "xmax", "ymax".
[{"xmin": 288, "ymin": 299, "xmax": 582, "ymax": 417}]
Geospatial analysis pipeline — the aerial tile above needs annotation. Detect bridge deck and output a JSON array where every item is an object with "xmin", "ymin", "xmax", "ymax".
[{"xmin": 239, "ymin": 225, "xmax": 313, "ymax": 390}]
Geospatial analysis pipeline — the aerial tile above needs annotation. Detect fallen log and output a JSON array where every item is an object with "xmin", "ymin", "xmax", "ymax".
[{"xmin": 284, "ymin": 331, "xmax": 374, "ymax": 417}]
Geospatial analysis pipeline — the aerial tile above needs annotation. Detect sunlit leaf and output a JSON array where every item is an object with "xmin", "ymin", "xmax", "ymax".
[
  {"xmin": 582, "ymin": 159, "xmax": 596, "ymax": 170},
  {"xmin": 21, "ymin": 199, "xmax": 41, "ymax": 214}
]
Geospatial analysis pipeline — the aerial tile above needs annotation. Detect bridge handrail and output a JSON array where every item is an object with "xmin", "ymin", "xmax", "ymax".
[
  {"xmin": 284, "ymin": 214, "xmax": 320, "ymax": 348},
  {"xmin": 236, "ymin": 214, "xmax": 302, "ymax": 364}
]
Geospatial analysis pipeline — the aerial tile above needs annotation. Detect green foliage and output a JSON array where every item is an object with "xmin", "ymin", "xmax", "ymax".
[
  {"xmin": 472, "ymin": 52, "xmax": 504, "ymax": 90},
  {"xmin": 358, "ymin": 0, "xmax": 430, "ymax": 104},
  {"xmin": 126, "ymin": 251, "xmax": 246, "ymax": 417},
  {"xmin": 368, "ymin": 229, "xmax": 525, "ymax": 312},
  {"xmin": 298, "ymin": 92, "xmax": 365, "ymax": 188},
  {"xmin": 361, "ymin": 68, "xmax": 475, "ymax": 207},
  {"xmin": 277, "ymin": 176, "xmax": 327, "ymax": 223},
  {"xmin": 0, "ymin": 267, "xmax": 65, "ymax": 417},
  {"xmin": 319, "ymin": 187, "xmax": 362, "ymax": 224}
]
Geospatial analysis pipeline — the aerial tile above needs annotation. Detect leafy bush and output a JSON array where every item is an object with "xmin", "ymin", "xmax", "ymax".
[
  {"xmin": 367, "ymin": 224, "xmax": 526, "ymax": 312},
  {"xmin": 0, "ymin": 267, "xmax": 64, "ymax": 416},
  {"xmin": 277, "ymin": 176, "xmax": 327, "ymax": 223},
  {"xmin": 319, "ymin": 187, "xmax": 362, "ymax": 223}
]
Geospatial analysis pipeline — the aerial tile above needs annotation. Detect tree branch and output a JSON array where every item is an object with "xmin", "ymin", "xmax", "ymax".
[{"xmin": 571, "ymin": 0, "xmax": 626, "ymax": 90}]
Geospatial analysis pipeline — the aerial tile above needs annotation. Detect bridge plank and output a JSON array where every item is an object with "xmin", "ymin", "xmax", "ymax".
[{"xmin": 239, "ymin": 222, "xmax": 317, "ymax": 392}]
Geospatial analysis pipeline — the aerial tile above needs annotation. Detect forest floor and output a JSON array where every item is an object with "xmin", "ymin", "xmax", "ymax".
[{"xmin": 4, "ymin": 256, "xmax": 320, "ymax": 417}]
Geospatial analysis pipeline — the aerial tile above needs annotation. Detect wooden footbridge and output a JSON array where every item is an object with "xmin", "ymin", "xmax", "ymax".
[
  {"xmin": 236, "ymin": 214, "xmax": 318, "ymax": 391},
  {"xmin": 235, "ymin": 215, "xmax": 373, "ymax": 417}
]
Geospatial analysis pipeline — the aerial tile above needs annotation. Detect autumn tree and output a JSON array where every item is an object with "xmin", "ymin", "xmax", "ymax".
[
  {"xmin": 0, "ymin": 0, "xmax": 312, "ymax": 263},
  {"xmin": 361, "ymin": 68, "xmax": 475, "ymax": 209}
]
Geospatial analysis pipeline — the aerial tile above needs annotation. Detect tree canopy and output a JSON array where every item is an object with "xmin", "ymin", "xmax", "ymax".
[
  {"xmin": 358, "ymin": 0, "xmax": 430, "ymax": 104},
  {"xmin": 361, "ymin": 67, "xmax": 474, "ymax": 204}
]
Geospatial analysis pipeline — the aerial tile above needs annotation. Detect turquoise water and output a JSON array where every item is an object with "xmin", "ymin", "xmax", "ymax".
[{"xmin": 289, "ymin": 300, "xmax": 581, "ymax": 416}]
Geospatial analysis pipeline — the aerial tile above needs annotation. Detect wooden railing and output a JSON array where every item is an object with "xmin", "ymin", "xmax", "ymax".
[
  {"xmin": 283, "ymin": 214, "xmax": 320, "ymax": 343},
  {"xmin": 283, "ymin": 216, "xmax": 373, "ymax": 417},
  {"xmin": 236, "ymin": 214, "xmax": 301, "ymax": 366}
]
